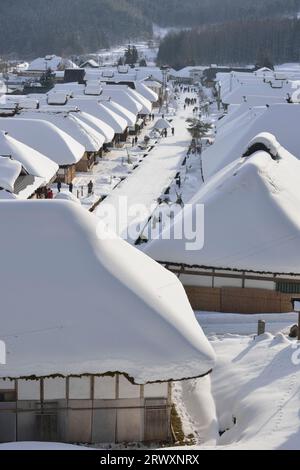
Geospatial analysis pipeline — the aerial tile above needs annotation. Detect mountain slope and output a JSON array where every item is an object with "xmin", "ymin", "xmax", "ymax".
[{"xmin": 0, "ymin": 0, "xmax": 300, "ymax": 58}]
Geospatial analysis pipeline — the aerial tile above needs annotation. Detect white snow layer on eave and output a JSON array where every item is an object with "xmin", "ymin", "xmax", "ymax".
[
  {"xmin": 203, "ymin": 103, "xmax": 300, "ymax": 180},
  {"xmin": 0, "ymin": 157, "xmax": 22, "ymax": 192},
  {"xmin": 145, "ymin": 136, "xmax": 300, "ymax": 274},
  {"xmin": 0, "ymin": 132, "xmax": 58, "ymax": 181},
  {"xmin": 0, "ymin": 201, "xmax": 215, "ymax": 383},
  {"xmin": 0, "ymin": 117, "xmax": 85, "ymax": 165}
]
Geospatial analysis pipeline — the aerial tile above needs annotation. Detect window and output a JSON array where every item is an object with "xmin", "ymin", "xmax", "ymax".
[
  {"xmin": 0, "ymin": 390, "xmax": 16, "ymax": 402},
  {"xmin": 69, "ymin": 377, "xmax": 91, "ymax": 400},
  {"xmin": 17, "ymin": 380, "xmax": 40, "ymax": 400},
  {"xmin": 276, "ymin": 282, "xmax": 300, "ymax": 294}
]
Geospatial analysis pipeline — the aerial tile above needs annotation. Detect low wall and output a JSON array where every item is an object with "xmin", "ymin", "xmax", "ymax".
[{"xmin": 184, "ymin": 286, "xmax": 294, "ymax": 314}]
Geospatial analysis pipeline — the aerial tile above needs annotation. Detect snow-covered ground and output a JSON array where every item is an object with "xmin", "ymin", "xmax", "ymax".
[
  {"xmin": 95, "ymin": 92, "xmax": 198, "ymax": 243},
  {"xmin": 173, "ymin": 312, "xmax": 300, "ymax": 450}
]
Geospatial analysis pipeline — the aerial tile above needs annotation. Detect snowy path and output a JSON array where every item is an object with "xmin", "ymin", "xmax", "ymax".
[{"xmin": 95, "ymin": 95, "xmax": 195, "ymax": 243}]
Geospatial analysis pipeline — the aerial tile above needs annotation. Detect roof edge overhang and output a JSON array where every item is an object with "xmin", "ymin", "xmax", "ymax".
[{"xmin": 0, "ymin": 369, "xmax": 213, "ymax": 386}]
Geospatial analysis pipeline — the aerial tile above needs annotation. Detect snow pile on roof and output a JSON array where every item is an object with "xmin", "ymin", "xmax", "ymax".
[
  {"xmin": 135, "ymin": 81, "xmax": 158, "ymax": 103},
  {"xmin": 146, "ymin": 133, "xmax": 300, "ymax": 274},
  {"xmin": 0, "ymin": 131, "xmax": 58, "ymax": 181},
  {"xmin": 101, "ymin": 86, "xmax": 143, "ymax": 114},
  {"xmin": 101, "ymin": 100, "xmax": 137, "ymax": 127},
  {"xmin": 0, "ymin": 201, "xmax": 215, "ymax": 383},
  {"xmin": 203, "ymin": 103, "xmax": 300, "ymax": 180},
  {"xmin": 96, "ymin": 102, "xmax": 128, "ymax": 134},
  {"xmin": 0, "ymin": 157, "xmax": 22, "ymax": 192},
  {"xmin": 66, "ymin": 98, "xmax": 115, "ymax": 142},
  {"xmin": 81, "ymin": 59, "xmax": 99, "ymax": 69},
  {"xmin": 28, "ymin": 55, "xmax": 77, "ymax": 72},
  {"xmin": 85, "ymin": 81, "xmax": 102, "ymax": 96},
  {"xmin": 47, "ymin": 92, "xmax": 69, "ymax": 105},
  {"xmin": 0, "ymin": 117, "xmax": 85, "ymax": 166},
  {"xmin": 20, "ymin": 109, "xmax": 105, "ymax": 152}
]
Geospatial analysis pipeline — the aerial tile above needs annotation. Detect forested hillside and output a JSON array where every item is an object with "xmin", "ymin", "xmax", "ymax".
[
  {"xmin": 0, "ymin": 0, "xmax": 151, "ymax": 58},
  {"xmin": 0, "ymin": 0, "xmax": 300, "ymax": 58},
  {"xmin": 130, "ymin": 0, "xmax": 300, "ymax": 27},
  {"xmin": 157, "ymin": 18, "xmax": 300, "ymax": 68}
]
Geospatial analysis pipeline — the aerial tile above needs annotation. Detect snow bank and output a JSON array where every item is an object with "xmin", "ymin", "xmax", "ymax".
[
  {"xmin": 210, "ymin": 334, "xmax": 300, "ymax": 449},
  {"xmin": 55, "ymin": 191, "xmax": 81, "ymax": 204},
  {"xmin": 0, "ymin": 442, "xmax": 89, "ymax": 450},
  {"xmin": 0, "ymin": 201, "xmax": 215, "ymax": 384}
]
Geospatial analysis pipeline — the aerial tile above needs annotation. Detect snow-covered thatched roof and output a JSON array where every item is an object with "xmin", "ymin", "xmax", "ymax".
[
  {"xmin": 0, "ymin": 131, "xmax": 58, "ymax": 182},
  {"xmin": 145, "ymin": 134, "xmax": 300, "ymax": 275},
  {"xmin": 0, "ymin": 117, "xmax": 85, "ymax": 166},
  {"xmin": 65, "ymin": 98, "xmax": 115, "ymax": 142},
  {"xmin": 203, "ymin": 103, "xmax": 300, "ymax": 180},
  {"xmin": 28, "ymin": 55, "xmax": 77, "ymax": 72},
  {"xmin": 0, "ymin": 157, "xmax": 22, "ymax": 192},
  {"xmin": 101, "ymin": 86, "xmax": 144, "ymax": 114},
  {"xmin": 135, "ymin": 81, "xmax": 158, "ymax": 103},
  {"xmin": 19, "ymin": 109, "xmax": 105, "ymax": 153},
  {"xmin": 100, "ymin": 100, "xmax": 137, "ymax": 127},
  {"xmin": 85, "ymin": 81, "xmax": 103, "ymax": 96},
  {"xmin": 0, "ymin": 201, "xmax": 215, "ymax": 383}
]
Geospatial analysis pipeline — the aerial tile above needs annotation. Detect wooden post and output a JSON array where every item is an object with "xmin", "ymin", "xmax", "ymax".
[{"xmin": 257, "ymin": 320, "xmax": 266, "ymax": 336}]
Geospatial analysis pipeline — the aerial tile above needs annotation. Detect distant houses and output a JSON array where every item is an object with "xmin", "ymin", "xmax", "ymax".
[
  {"xmin": 26, "ymin": 55, "xmax": 77, "ymax": 75},
  {"xmin": 0, "ymin": 58, "xmax": 160, "ymax": 191},
  {"xmin": 0, "ymin": 201, "xmax": 215, "ymax": 444}
]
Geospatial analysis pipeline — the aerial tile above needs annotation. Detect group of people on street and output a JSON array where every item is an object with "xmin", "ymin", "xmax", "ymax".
[
  {"xmin": 36, "ymin": 187, "xmax": 54, "ymax": 199},
  {"xmin": 162, "ymin": 127, "xmax": 175, "ymax": 138},
  {"xmin": 185, "ymin": 97, "xmax": 197, "ymax": 107},
  {"xmin": 131, "ymin": 136, "xmax": 139, "ymax": 147}
]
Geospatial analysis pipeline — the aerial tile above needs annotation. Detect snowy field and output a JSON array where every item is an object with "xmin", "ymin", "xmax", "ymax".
[{"xmin": 173, "ymin": 311, "xmax": 300, "ymax": 450}]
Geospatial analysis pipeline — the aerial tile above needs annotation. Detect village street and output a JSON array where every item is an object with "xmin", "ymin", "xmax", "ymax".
[{"xmin": 95, "ymin": 91, "xmax": 198, "ymax": 243}]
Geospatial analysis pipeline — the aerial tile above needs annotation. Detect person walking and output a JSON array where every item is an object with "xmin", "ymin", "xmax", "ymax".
[
  {"xmin": 88, "ymin": 180, "xmax": 94, "ymax": 196},
  {"xmin": 172, "ymin": 127, "xmax": 175, "ymax": 136},
  {"xmin": 47, "ymin": 188, "xmax": 53, "ymax": 199},
  {"xmin": 57, "ymin": 181, "xmax": 62, "ymax": 193},
  {"xmin": 69, "ymin": 182, "xmax": 73, "ymax": 193}
]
